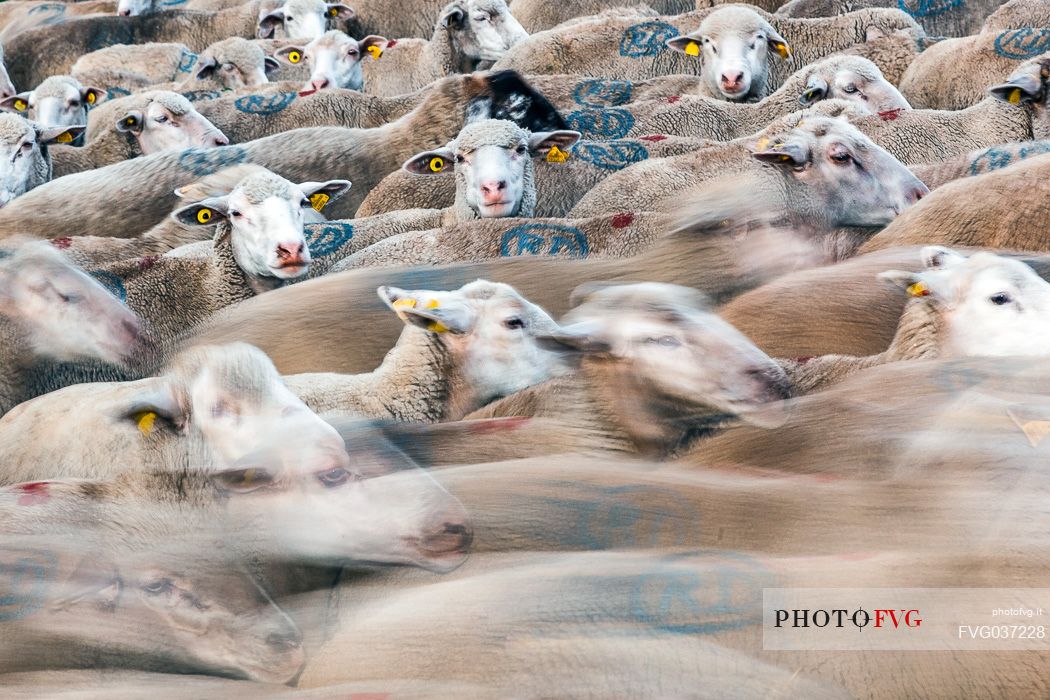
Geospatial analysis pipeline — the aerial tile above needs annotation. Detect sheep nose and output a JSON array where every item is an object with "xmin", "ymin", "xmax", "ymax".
[
  {"xmin": 118, "ymin": 8, "xmax": 131, "ymax": 15},
  {"xmin": 480, "ymin": 180, "xmax": 507, "ymax": 199},
  {"xmin": 310, "ymin": 78, "xmax": 329, "ymax": 92},
  {"xmin": 421, "ymin": 504, "xmax": 474, "ymax": 559},
  {"xmin": 720, "ymin": 71, "xmax": 745, "ymax": 88},
  {"xmin": 211, "ymin": 132, "xmax": 230, "ymax": 147},
  {"xmin": 275, "ymin": 242, "xmax": 306, "ymax": 263},
  {"xmin": 907, "ymin": 182, "xmax": 930, "ymax": 205}
]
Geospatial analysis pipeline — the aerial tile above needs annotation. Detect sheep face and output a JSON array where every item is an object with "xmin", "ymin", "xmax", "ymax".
[
  {"xmin": 990, "ymin": 55, "xmax": 1050, "ymax": 137},
  {"xmin": 195, "ymin": 39, "xmax": 278, "ymax": 90},
  {"xmin": 247, "ymin": 419, "xmax": 474, "ymax": 572},
  {"xmin": 883, "ymin": 248, "xmax": 1050, "ymax": 358},
  {"xmin": 440, "ymin": 0, "xmax": 529, "ymax": 64},
  {"xmin": 668, "ymin": 7, "xmax": 791, "ymax": 102},
  {"xmin": 0, "ymin": 47, "xmax": 15, "ymax": 100},
  {"xmin": 116, "ymin": 0, "xmax": 155, "ymax": 16},
  {"xmin": 0, "ymin": 77, "xmax": 105, "ymax": 129},
  {"xmin": 276, "ymin": 30, "xmax": 389, "ymax": 94},
  {"xmin": 798, "ymin": 56, "xmax": 910, "ymax": 115},
  {"xmin": 257, "ymin": 0, "xmax": 354, "ymax": 41},
  {"xmin": 403, "ymin": 119, "xmax": 580, "ymax": 219},
  {"xmin": 549, "ymin": 283, "xmax": 791, "ymax": 426},
  {"xmin": 116, "ymin": 94, "xmax": 229, "ymax": 155},
  {"xmin": 171, "ymin": 173, "xmax": 350, "ymax": 281},
  {"xmin": 751, "ymin": 117, "xmax": 928, "ymax": 227},
  {"xmin": 378, "ymin": 280, "xmax": 568, "ymax": 406},
  {"xmin": 0, "ymin": 242, "xmax": 143, "ymax": 365},
  {"xmin": 0, "ymin": 114, "xmax": 81, "ymax": 207}
]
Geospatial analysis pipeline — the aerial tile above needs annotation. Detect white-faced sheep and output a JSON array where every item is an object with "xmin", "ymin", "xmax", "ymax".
[
  {"xmin": 274, "ymin": 30, "xmax": 389, "ymax": 93},
  {"xmin": 0, "ymin": 112, "xmax": 82, "ymax": 207},
  {"xmin": 0, "ymin": 75, "xmax": 105, "ymax": 129}
]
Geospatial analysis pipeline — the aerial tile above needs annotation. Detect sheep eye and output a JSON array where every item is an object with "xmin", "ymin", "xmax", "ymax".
[
  {"xmin": 646, "ymin": 335, "xmax": 680, "ymax": 347},
  {"xmin": 504, "ymin": 317, "xmax": 525, "ymax": 329},
  {"xmin": 990, "ymin": 293, "xmax": 1012, "ymax": 305},
  {"xmin": 229, "ymin": 210, "xmax": 241, "ymax": 217},
  {"xmin": 843, "ymin": 84, "xmax": 858, "ymax": 94},
  {"xmin": 455, "ymin": 154, "xmax": 465, "ymax": 163},
  {"xmin": 154, "ymin": 115, "xmax": 168, "ymax": 123},
  {"xmin": 315, "ymin": 467, "xmax": 352, "ymax": 488},
  {"xmin": 221, "ymin": 63, "xmax": 235, "ymax": 71},
  {"xmin": 514, "ymin": 144, "xmax": 527, "ymax": 155},
  {"xmin": 473, "ymin": 14, "xmax": 487, "ymax": 21},
  {"xmin": 830, "ymin": 151, "xmax": 851, "ymax": 164},
  {"xmin": 142, "ymin": 578, "xmax": 174, "ymax": 596},
  {"xmin": 348, "ymin": 49, "xmax": 358, "ymax": 56}
]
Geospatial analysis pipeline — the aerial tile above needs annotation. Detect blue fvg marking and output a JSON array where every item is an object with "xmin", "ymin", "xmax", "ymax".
[
  {"xmin": 181, "ymin": 89, "xmax": 222, "ymax": 102},
  {"xmin": 27, "ymin": 3, "xmax": 65, "ymax": 24},
  {"xmin": 304, "ymin": 222, "xmax": 353, "ymax": 257},
  {"xmin": 0, "ymin": 548, "xmax": 57, "ymax": 622},
  {"xmin": 90, "ymin": 270, "xmax": 127, "ymax": 303},
  {"xmin": 897, "ymin": 0, "xmax": 963, "ymax": 18},
  {"xmin": 105, "ymin": 86, "xmax": 131, "ymax": 98},
  {"xmin": 234, "ymin": 92, "xmax": 297, "ymax": 115},
  {"xmin": 628, "ymin": 551, "xmax": 773, "ymax": 635},
  {"xmin": 573, "ymin": 79, "xmax": 634, "ymax": 107},
  {"xmin": 994, "ymin": 28, "xmax": 1050, "ymax": 59},
  {"xmin": 969, "ymin": 140, "xmax": 1050, "ymax": 175},
  {"xmin": 500, "ymin": 223, "xmax": 589, "ymax": 258},
  {"xmin": 540, "ymin": 482, "xmax": 699, "ymax": 550},
  {"xmin": 566, "ymin": 108, "xmax": 634, "ymax": 140},
  {"xmin": 178, "ymin": 145, "xmax": 247, "ymax": 177},
  {"xmin": 574, "ymin": 141, "xmax": 649, "ymax": 171},
  {"xmin": 176, "ymin": 49, "xmax": 198, "ymax": 73},
  {"xmin": 619, "ymin": 21, "xmax": 679, "ymax": 58}
]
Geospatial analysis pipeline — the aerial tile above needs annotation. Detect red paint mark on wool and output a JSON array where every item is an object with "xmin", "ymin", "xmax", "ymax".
[
  {"xmin": 50, "ymin": 237, "xmax": 71, "ymax": 249},
  {"xmin": 137, "ymin": 255, "xmax": 160, "ymax": 270},
  {"xmin": 17, "ymin": 481, "xmax": 50, "ymax": 506},
  {"xmin": 640, "ymin": 134, "xmax": 667, "ymax": 142},
  {"xmin": 793, "ymin": 356, "xmax": 814, "ymax": 364},
  {"xmin": 386, "ymin": 39, "xmax": 397, "ymax": 48},
  {"xmin": 878, "ymin": 108, "xmax": 903, "ymax": 121},
  {"xmin": 667, "ymin": 95, "xmax": 681, "ymax": 103},
  {"xmin": 611, "ymin": 212, "xmax": 635, "ymax": 228}
]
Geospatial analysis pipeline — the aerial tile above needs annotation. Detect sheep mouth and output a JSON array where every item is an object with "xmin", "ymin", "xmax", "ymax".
[{"xmin": 269, "ymin": 262, "xmax": 310, "ymax": 277}]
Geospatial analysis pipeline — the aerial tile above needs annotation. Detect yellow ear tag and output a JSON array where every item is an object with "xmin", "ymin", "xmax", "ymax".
[
  {"xmin": 86, "ymin": 92, "xmax": 96, "ymax": 105},
  {"xmin": 309, "ymin": 192, "xmax": 330, "ymax": 212},
  {"xmin": 755, "ymin": 136, "xmax": 770, "ymax": 150},
  {"xmin": 906, "ymin": 281, "xmax": 930, "ymax": 297},
  {"xmin": 136, "ymin": 411, "xmax": 157, "ymax": 436},
  {"xmin": 197, "ymin": 208, "xmax": 213, "ymax": 224},
  {"xmin": 392, "ymin": 297, "xmax": 416, "ymax": 321},
  {"xmin": 55, "ymin": 131, "xmax": 74, "ymax": 144},
  {"xmin": 125, "ymin": 117, "xmax": 136, "ymax": 126},
  {"xmin": 546, "ymin": 145, "xmax": 569, "ymax": 163},
  {"xmin": 424, "ymin": 298, "xmax": 440, "ymax": 309},
  {"xmin": 773, "ymin": 41, "xmax": 791, "ymax": 59},
  {"xmin": 13, "ymin": 99, "xmax": 26, "ymax": 112},
  {"xmin": 328, "ymin": 7, "xmax": 339, "ymax": 16},
  {"xmin": 777, "ymin": 154, "xmax": 792, "ymax": 161},
  {"xmin": 684, "ymin": 40, "xmax": 700, "ymax": 56},
  {"xmin": 429, "ymin": 156, "xmax": 445, "ymax": 172},
  {"xmin": 1009, "ymin": 88, "xmax": 1022, "ymax": 104},
  {"xmin": 288, "ymin": 50, "xmax": 302, "ymax": 64},
  {"xmin": 366, "ymin": 45, "xmax": 382, "ymax": 60},
  {"xmin": 427, "ymin": 320, "xmax": 450, "ymax": 333}
]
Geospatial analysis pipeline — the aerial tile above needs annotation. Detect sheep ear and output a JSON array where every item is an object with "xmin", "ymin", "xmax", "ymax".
[
  {"xmin": 324, "ymin": 3, "xmax": 354, "ymax": 19},
  {"xmin": 666, "ymin": 34, "xmax": 702, "ymax": 57},
  {"xmin": 798, "ymin": 76, "xmax": 827, "ymax": 106},
  {"xmin": 877, "ymin": 270, "xmax": 939, "ymax": 300},
  {"xmin": 527, "ymin": 130, "xmax": 580, "ymax": 157},
  {"xmin": 171, "ymin": 196, "xmax": 230, "ymax": 227},
  {"xmin": 359, "ymin": 35, "xmax": 389, "ymax": 60},
  {"xmin": 403, "ymin": 147, "xmax": 455, "ymax": 175},
  {"xmin": 377, "ymin": 285, "xmax": 474, "ymax": 334},
  {"xmin": 990, "ymin": 74, "xmax": 1042, "ymax": 105},
  {"xmin": 38, "ymin": 125, "xmax": 85, "ymax": 146},
  {"xmin": 263, "ymin": 56, "xmax": 281, "ymax": 76},
  {"xmin": 273, "ymin": 45, "xmax": 306, "ymax": 65},
  {"xmin": 0, "ymin": 92, "xmax": 31, "ymax": 113},
  {"xmin": 752, "ymin": 140, "xmax": 809, "ymax": 168},
  {"xmin": 116, "ymin": 110, "xmax": 144, "ymax": 135},
  {"xmin": 535, "ymin": 321, "xmax": 612, "ymax": 355},
  {"xmin": 921, "ymin": 245, "xmax": 966, "ymax": 270},
  {"xmin": 81, "ymin": 87, "xmax": 106, "ymax": 107},
  {"xmin": 113, "ymin": 377, "xmax": 189, "ymax": 436},
  {"xmin": 440, "ymin": 3, "xmax": 466, "ymax": 28},
  {"xmin": 766, "ymin": 27, "xmax": 791, "ymax": 60},
  {"xmin": 297, "ymin": 179, "xmax": 351, "ymax": 212},
  {"xmin": 211, "ymin": 466, "xmax": 278, "ymax": 494},
  {"xmin": 257, "ymin": 9, "xmax": 285, "ymax": 39},
  {"xmin": 195, "ymin": 56, "xmax": 218, "ymax": 80}
]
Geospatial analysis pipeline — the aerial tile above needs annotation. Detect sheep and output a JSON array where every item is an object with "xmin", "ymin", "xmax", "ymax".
[
  {"xmin": 284, "ymin": 280, "xmax": 568, "ymax": 421},
  {"xmin": 463, "ymin": 282, "xmax": 791, "ymax": 458},
  {"xmin": 185, "ymin": 36, "xmax": 281, "ymax": 90},
  {"xmin": 569, "ymin": 116, "xmax": 927, "ymax": 228},
  {"xmin": 508, "ymin": 0, "xmax": 691, "ymax": 34},
  {"xmin": 0, "ymin": 69, "xmax": 568, "ymax": 238},
  {"xmin": 492, "ymin": 7, "xmax": 923, "ymax": 90},
  {"xmin": 49, "ymin": 91, "xmax": 230, "ymax": 178},
  {"xmin": 898, "ymin": 28, "xmax": 1047, "ymax": 110},
  {"xmin": 354, "ymin": 0, "xmax": 530, "ymax": 97},
  {"xmin": 982, "ymin": 0, "xmax": 1050, "ymax": 32},
  {"xmin": 256, "ymin": 0, "xmax": 354, "ymax": 40},
  {"xmin": 860, "ymin": 151, "xmax": 1050, "ymax": 253},
  {"xmin": 0, "ymin": 241, "xmax": 146, "ymax": 417},
  {"xmin": 0, "ymin": 113, "xmax": 82, "ymax": 207},
  {"xmin": 72, "ymin": 43, "xmax": 200, "ymax": 94},
  {"xmin": 0, "ymin": 75, "xmax": 106, "ymax": 129},
  {"xmin": 0, "ymin": 0, "xmax": 116, "ymax": 44},
  {"xmin": 273, "ymin": 30, "xmax": 389, "ymax": 94},
  {"xmin": 774, "ymin": 0, "xmax": 1002, "ymax": 38},
  {"xmin": 836, "ymin": 24, "xmax": 920, "ymax": 86},
  {"xmin": 663, "ymin": 6, "xmax": 794, "ymax": 102},
  {"xmin": 3, "ymin": 0, "xmax": 346, "ymax": 89},
  {"xmin": 909, "ymin": 138, "xmax": 1050, "ymax": 189},
  {"xmin": 0, "ymin": 44, "xmax": 15, "ymax": 100},
  {"xmin": 180, "ymin": 217, "xmax": 827, "ymax": 380}
]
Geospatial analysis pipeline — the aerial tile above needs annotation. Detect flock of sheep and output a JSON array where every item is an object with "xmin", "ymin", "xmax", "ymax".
[{"xmin": 0, "ymin": 0, "xmax": 1049, "ymax": 695}]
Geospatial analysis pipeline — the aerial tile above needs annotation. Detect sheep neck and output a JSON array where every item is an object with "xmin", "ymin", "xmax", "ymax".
[
  {"xmin": 362, "ymin": 325, "xmax": 462, "ymax": 422},
  {"xmin": 211, "ymin": 224, "xmax": 290, "ymax": 299}
]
